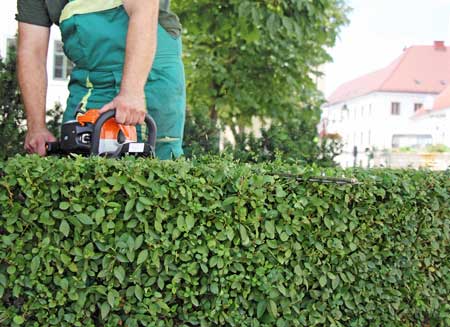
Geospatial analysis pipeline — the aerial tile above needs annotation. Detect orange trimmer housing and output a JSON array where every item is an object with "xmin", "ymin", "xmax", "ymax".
[
  {"xmin": 46, "ymin": 107, "xmax": 157, "ymax": 157},
  {"xmin": 77, "ymin": 109, "xmax": 138, "ymax": 142}
]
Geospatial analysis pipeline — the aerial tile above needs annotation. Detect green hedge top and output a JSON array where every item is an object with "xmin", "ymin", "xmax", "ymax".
[{"xmin": 0, "ymin": 156, "xmax": 449, "ymax": 327}]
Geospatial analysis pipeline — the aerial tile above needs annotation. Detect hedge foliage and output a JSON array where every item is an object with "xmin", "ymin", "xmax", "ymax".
[{"xmin": 0, "ymin": 156, "xmax": 449, "ymax": 327}]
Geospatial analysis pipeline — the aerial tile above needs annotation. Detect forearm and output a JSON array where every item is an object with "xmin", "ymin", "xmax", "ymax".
[
  {"xmin": 18, "ymin": 54, "xmax": 48, "ymax": 130},
  {"xmin": 17, "ymin": 24, "xmax": 49, "ymax": 131},
  {"xmin": 121, "ymin": 0, "xmax": 159, "ymax": 96}
]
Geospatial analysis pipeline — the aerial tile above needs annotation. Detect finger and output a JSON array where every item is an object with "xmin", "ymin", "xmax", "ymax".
[
  {"xmin": 46, "ymin": 133, "xmax": 57, "ymax": 143},
  {"xmin": 137, "ymin": 110, "xmax": 146, "ymax": 125},
  {"xmin": 28, "ymin": 139, "xmax": 38, "ymax": 154},
  {"xmin": 99, "ymin": 101, "xmax": 115, "ymax": 114},
  {"xmin": 24, "ymin": 143, "xmax": 33, "ymax": 154},
  {"xmin": 115, "ymin": 108, "xmax": 127, "ymax": 125},
  {"xmin": 122, "ymin": 109, "xmax": 133, "ymax": 126},
  {"xmin": 129, "ymin": 111, "xmax": 139, "ymax": 126},
  {"xmin": 36, "ymin": 138, "xmax": 47, "ymax": 157}
]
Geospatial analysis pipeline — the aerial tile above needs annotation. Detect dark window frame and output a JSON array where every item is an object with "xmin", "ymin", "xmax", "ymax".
[
  {"xmin": 391, "ymin": 102, "xmax": 401, "ymax": 115},
  {"xmin": 414, "ymin": 103, "xmax": 423, "ymax": 112},
  {"xmin": 53, "ymin": 41, "xmax": 73, "ymax": 80}
]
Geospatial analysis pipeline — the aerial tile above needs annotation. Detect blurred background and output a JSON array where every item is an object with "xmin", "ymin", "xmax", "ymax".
[{"xmin": 1, "ymin": 0, "xmax": 449, "ymax": 169}]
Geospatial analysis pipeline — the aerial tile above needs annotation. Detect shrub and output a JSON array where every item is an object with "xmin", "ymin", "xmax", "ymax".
[
  {"xmin": 0, "ymin": 156, "xmax": 449, "ymax": 326},
  {"xmin": 425, "ymin": 144, "xmax": 450, "ymax": 153}
]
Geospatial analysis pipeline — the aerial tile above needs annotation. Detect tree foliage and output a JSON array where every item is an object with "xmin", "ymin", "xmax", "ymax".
[
  {"xmin": 173, "ymin": 0, "xmax": 348, "ymax": 126},
  {"xmin": 0, "ymin": 46, "xmax": 25, "ymax": 160}
]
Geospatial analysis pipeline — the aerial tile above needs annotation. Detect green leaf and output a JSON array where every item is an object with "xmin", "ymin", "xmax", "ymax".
[
  {"xmin": 186, "ymin": 215, "xmax": 195, "ymax": 230},
  {"xmin": 100, "ymin": 302, "xmax": 110, "ymax": 320},
  {"xmin": 125, "ymin": 199, "xmax": 135, "ymax": 213},
  {"xmin": 107, "ymin": 290, "xmax": 116, "ymax": 307},
  {"xmin": 59, "ymin": 220, "xmax": 70, "ymax": 237},
  {"xmin": 31, "ymin": 256, "xmax": 40, "ymax": 275},
  {"xmin": 239, "ymin": 224, "xmax": 250, "ymax": 246},
  {"xmin": 324, "ymin": 217, "xmax": 333, "ymax": 229},
  {"xmin": 59, "ymin": 202, "xmax": 70, "ymax": 210},
  {"xmin": 68, "ymin": 263, "xmax": 78, "ymax": 272},
  {"xmin": 134, "ymin": 285, "xmax": 143, "ymax": 301},
  {"xmin": 280, "ymin": 232, "xmax": 289, "ymax": 242},
  {"xmin": 7, "ymin": 266, "xmax": 16, "ymax": 275},
  {"xmin": 265, "ymin": 220, "xmax": 275, "ymax": 239},
  {"xmin": 76, "ymin": 214, "xmax": 94, "ymax": 225},
  {"xmin": 134, "ymin": 176, "xmax": 150, "ymax": 187},
  {"xmin": 137, "ymin": 249, "xmax": 149, "ymax": 265},
  {"xmin": 13, "ymin": 316, "xmax": 25, "ymax": 325},
  {"xmin": 177, "ymin": 216, "xmax": 185, "ymax": 231},
  {"xmin": 268, "ymin": 300, "xmax": 278, "ymax": 318},
  {"xmin": 94, "ymin": 208, "xmax": 105, "ymax": 224},
  {"xmin": 155, "ymin": 218, "xmax": 163, "ymax": 233},
  {"xmin": 319, "ymin": 275, "xmax": 327, "ymax": 287},
  {"xmin": 257, "ymin": 300, "xmax": 267, "ymax": 318},
  {"xmin": 139, "ymin": 196, "xmax": 152, "ymax": 206},
  {"xmin": 226, "ymin": 226, "xmax": 235, "ymax": 241},
  {"xmin": 114, "ymin": 266, "xmax": 125, "ymax": 283},
  {"xmin": 134, "ymin": 235, "xmax": 144, "ymax": 250}
]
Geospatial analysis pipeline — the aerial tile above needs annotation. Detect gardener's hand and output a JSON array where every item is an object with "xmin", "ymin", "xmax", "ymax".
[
  {"xmin": 99, "ymin": 92, "xmax": 147, "ymax": 126},
  {"xmin": 24, "ymin": 127, "xmax": 57, "ymax": 157}
]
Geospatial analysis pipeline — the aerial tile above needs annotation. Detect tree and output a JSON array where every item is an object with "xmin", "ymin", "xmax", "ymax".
[
  {"xmin": 0, "ymin": 45, "xmax": 25, "ymax": 160},
  {"xmin": 173, "ymin": 0, "xmax": 348, "ymax": 131}
]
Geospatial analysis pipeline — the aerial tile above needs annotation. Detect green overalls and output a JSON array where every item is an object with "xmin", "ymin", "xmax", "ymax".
[{"xmin": 59, "ymin": 0, "xmax": 186, "ymax": 159}]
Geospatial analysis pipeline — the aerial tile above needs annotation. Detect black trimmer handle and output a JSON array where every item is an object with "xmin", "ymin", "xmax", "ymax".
[
  {"xmin": 46, "ymin": 142, "xmax": 61, "ymax": 155},
  {"xmin": 91, "ymin": 109, "xmax": 157, "ymax": 156}
]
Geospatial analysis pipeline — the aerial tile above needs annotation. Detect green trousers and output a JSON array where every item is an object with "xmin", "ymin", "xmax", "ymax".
[{"xmin": 60, "ymin": 1, "xmax": 186, "ymax": 159}]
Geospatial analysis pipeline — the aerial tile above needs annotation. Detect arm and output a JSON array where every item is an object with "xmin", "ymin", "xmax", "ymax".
[
  {"xmin": 18, "ymin": 22, "xmax": 56, "ymax": 156},
  {"xmin": 99, "ymin": 0, "xmax": 159, "ymax": 125}
]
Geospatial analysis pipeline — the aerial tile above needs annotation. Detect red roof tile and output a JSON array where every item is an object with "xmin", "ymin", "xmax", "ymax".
[
  {"xmin": 328, "ymin": 42, "xmax": 450, "ymax": 105},
  {"xmin": 411, "ymin": 106, "xmax": 431, "ymax": 119},
  {"xmin": 432, "ymin": 84, "xmax": 450, "ymax": 110}
]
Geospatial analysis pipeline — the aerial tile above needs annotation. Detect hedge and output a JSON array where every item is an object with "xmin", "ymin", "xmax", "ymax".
[{"xmin": 0, "ymin": 155, "xmax": 449, "ymax": 327}]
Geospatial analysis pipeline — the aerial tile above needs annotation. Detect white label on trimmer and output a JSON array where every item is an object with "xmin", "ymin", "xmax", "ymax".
[{"xmin": 129, "ymin": 143, "xmax": 145, "ymax": 153}]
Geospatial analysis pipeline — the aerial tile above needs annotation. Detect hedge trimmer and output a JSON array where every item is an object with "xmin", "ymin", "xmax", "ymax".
[
  {"xmin": 277, "ymin": 173, "xmax": 361, "ymax": 185},
  {"xmin": 46, "ymin": 109, "xmax": 157, "ymax": 158}
]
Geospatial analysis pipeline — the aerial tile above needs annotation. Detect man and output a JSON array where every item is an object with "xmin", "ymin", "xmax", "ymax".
[{"xmin": 17, "ymin": 0, "xmax": 186, "ymax": 159}]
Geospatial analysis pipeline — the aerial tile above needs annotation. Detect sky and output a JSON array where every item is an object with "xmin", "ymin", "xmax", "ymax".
[{"xmin": 325, "ymin": 0, "xmax": 450, "ymax": 97}]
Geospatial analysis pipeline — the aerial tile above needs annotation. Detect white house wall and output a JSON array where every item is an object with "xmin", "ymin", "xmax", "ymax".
[
  {"xmin": 414, "ymin": 108, "xmax": 450, "ymax": 147},
  {"xmin": 1, "ymin": 5, "xmax": 70, "ymax": 111},
  {"xmin": 322, "ymin": 92, "xmax": 438, "ymax": 167}
]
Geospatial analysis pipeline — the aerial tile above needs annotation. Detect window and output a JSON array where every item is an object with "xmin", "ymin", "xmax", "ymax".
[
  {"xmin": 3, "ymin": 37, "xmax": 17, "ymax": 58},
  {"xmin": 414, "ymin": 103, "xmax": 423, "ymax": 112},
  {"xmin": 6, "ymin": 38, "xmax": 16, "ymax": 51},
  {"xmin": 391, "ymin": 102, "xmax": 400, "ymax": 115},
  {"xmin": 392, "ymin": 134, "xmax": 432, "ymax": 149},
  {"xmin": 361, "ymin": 106, "xmax": 364, "ymax": 117},
  {"xmin": 53, "ymin": 41, "xmax": 74, "ymax": 80},
  {"xmin": 368, "ymin": 130, "xmax": 371, "ymax": 146}
]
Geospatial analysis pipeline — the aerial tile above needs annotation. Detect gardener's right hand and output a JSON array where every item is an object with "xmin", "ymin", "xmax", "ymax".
[{"xmin": 24, "ymin": 127, "xmax": 57, "ymax": 157}]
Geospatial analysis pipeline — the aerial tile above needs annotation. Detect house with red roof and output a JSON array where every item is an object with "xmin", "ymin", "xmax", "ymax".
[{"xmin": 321, "ymin": 41, "xmax": 450, "ymax": 167}]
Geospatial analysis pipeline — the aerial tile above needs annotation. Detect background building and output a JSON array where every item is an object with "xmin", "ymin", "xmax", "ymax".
[
  {"xmin": 412, "ymin": 84, "xmax": 450, "ymax": 147},
  {"xmin": 1, "ymin": 3, "xmax": 71, "ymax": 110},
  {"xmin": 322, "ymin": 41, "xmax": 450, "ymax": 167}
]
